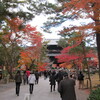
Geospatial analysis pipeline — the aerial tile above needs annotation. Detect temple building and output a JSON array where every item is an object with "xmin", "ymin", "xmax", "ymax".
[{"xmin": 45, "ymin": 39, "xmax": 63, "ymax": 67}]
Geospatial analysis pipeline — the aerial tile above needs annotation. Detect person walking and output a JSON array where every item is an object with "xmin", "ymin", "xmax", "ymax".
[
  {"xmin": 26, "ymin": 69, "xmax": 30, "ymax": 84},
  {"xmin": 28, "ymin": 71, "xmax": 36, "ymax": 94},
  {"xmin": 35, "ymin": 70, "xmax": 39, "ymax": 84},
  {"xmin": 55, "ymin": 70, "xmax": 64, "ymax": 86},
  {"xmin": 15, "ymin": 70, "xmax": 22, "ymax": 96},
  {"xmin": 78, "ymin": 71, "xmax": 84, "ymax": 89},
  {"xmin": 23, "ymin": 71, "xmax": 27, "ymax": 85},
  {"xmin": 49, "ymin": 71, "xmax": 56, "ymax": 92},
  {"xmin": 43, "ymin": 71, "xmax": 48, "ymax": 79},
  {"xmin": 58, "ymin": 72, "xmax": 76, "ymax": 100}
]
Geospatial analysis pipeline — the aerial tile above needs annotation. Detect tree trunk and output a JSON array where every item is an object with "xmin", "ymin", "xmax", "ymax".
[
  {"xmin": 5, "ymin": 62, "xmax": 14, "ymax": 79},
  {"xmin": 96, "ymin": 33, "xmax": 100, "ymax": 80},
  {"xmin": 93, "ymin": 2, "xmax": 100, "ymax": 80}
]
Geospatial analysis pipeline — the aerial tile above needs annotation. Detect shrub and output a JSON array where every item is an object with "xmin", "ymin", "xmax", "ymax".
[{"xmin": 88, "ymin": 88, "xmax": 100, "ymax": 100}]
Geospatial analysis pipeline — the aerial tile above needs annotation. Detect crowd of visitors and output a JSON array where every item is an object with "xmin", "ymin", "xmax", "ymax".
[
  {"xmin": 15, "ymin": 69, "xmax": 40, "ymax": 96},
  {"xmin": 14, "ymin": 68, "xmax": 84, "ymax": 100},
  {"xmin": 48, "ymin": 69, "xmax": 84, "ymax": 100}
]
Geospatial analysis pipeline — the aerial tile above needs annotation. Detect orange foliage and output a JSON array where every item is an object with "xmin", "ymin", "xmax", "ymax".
[
  {"xmin": 59, "ymin": 63, "xmax": 73, "ymax": 69},
  {"xmin": 17, "ymin": 22, "xmax": 43, "ymax": 69},
  {"xmin": 37, "ymin": 62, "xmax": 47, "ymax": 71},
  {"xmin": 55, "ymin": 40, "xmax": 97, "ymax": 68},
  {"xmin": 62, "ymin": 0, "xmax": 100, "ymax": 32}
]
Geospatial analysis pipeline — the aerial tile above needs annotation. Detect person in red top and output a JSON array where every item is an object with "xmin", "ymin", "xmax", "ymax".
[{"xmin": 26, "ymin": 69, "xmax": 30, "ymax": 84}]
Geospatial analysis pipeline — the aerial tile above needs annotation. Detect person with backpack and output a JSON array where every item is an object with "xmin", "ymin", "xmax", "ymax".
[{"xmin": 78, "ymin": 71, "xmax": 84, "ymax": 89}]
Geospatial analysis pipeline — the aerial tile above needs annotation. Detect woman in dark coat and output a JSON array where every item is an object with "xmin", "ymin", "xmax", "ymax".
[
  {"xmin": 15, "ymin": 71, "xmax": 22, "ymax": 96},
  {"xmin": 49, "ymin": 71, "xmax": 56, "ymax": 92},
  {"xmin": 58, "ymin": 72, "xmax": 76, "ymax": 100}
]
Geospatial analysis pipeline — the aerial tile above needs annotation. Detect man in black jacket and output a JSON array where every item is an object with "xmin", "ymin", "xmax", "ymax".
[{"xmin": 58, "ymin": 72, "xmax": 76, "ymax": 100}]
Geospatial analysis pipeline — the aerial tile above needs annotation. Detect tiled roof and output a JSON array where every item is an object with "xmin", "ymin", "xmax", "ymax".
[{"xmin": 44, "ymin": 39, "xmax": 59, "ymax": 45}]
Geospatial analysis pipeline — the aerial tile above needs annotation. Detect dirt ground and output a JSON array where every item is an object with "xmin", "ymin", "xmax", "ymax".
[{"xmin": 84, "ymin": 73, "xmax": 100, "ymax": 89}]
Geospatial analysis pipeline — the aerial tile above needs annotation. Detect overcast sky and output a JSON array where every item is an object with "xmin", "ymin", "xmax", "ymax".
[
  {"xmin": 27, "ymin": 0, "xmax": 95, "ymax": 44},
  {"xmin": 29, "ymin": 14, "xmax": 93, "ymax": 40},
  {"xmin": 28, "ymin": 14, "xmax": 61, "ymax": 39}
]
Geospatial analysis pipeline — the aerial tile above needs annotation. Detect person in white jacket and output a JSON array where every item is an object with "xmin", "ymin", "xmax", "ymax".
[{"xmin": 28, "ymin": 71, "xmax": 36, "ymax": 94}]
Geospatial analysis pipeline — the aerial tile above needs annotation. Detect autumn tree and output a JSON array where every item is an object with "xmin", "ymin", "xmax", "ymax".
[
  {"xmin": 55, "ymin": 35, "xmax": 97, "ymax": 90},
  {"xmin": 18, "ymin": 25, "xmax": 48, "ymax": 71},
  {"xmin": 0, "ymin": 0, "xmax": 57, "ymax": 77},
  {"xmin": 0, "ymin": 17, "xmax": 43, "ymax": 78},
  {"xmin": 0, "ymin": 18, "xmax": 24, "ymax": 78},
  {"xmin": 42, "ymin": 0, "xmax": 100, "ymax": 80},
  {"xmin": 58, "ymin": 26, "xmax": 98, "ymax": 90},
  {"xmin": 61, "ymin": 0, "xmax": 100, "ymax": 80}
]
